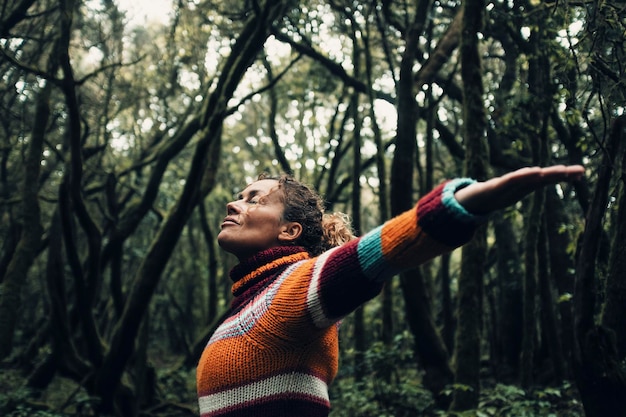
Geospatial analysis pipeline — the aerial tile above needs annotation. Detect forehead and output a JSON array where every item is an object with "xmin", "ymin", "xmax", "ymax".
[{"xmin": 241, "ymin": 179, "xmax": 281, "ymax": 196}]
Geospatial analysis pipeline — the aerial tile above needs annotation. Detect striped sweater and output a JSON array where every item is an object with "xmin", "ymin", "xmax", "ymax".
[{"xmin": 196, "ymin": 179, "xmax": 480, "ymax": 417}]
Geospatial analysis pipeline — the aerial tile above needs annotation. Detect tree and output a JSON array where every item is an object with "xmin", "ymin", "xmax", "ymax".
[
  {"xmin": 573, "ymin": 116, "xmax": 626, "ymax": 417},
  {"xmin": 450, "ymin": 0, "xmax": 489, "ymax": 409}
]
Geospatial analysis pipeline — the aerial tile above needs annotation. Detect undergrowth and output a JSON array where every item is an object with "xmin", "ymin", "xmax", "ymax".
[
  {"xmin": 1, "ymin": 333, "xmax": 585, "ymax": 417},
  {"xmin": 329, "ymin": 332, "xmax": 584, "ymax": 417}
]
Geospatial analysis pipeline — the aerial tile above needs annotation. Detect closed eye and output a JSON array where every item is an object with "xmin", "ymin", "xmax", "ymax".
[{"xmin": 235, "ymin": 191, "xmax": 265, "ymax": 205}]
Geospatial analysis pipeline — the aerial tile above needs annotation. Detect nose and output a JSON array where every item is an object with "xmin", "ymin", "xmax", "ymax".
[{"xmin": 226, "ymin": 200, "xmax": 242, "ymax": 215}]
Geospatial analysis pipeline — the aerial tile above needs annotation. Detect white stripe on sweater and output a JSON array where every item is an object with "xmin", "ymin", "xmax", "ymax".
[
  {"xmin": 198, "ymin": 372, "xmax": 329, "ymax": 414},
  {"xmin": 307, "ymin": 248, "xmax": 337, "ymax": 328}
]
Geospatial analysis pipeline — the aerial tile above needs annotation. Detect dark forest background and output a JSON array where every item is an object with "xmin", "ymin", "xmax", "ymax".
[{"xmin": 1, "ymin": 0, "xmax": 626, "ymax": 416}]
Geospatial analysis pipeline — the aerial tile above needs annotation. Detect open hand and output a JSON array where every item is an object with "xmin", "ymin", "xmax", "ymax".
[{"xmin": 454, "ymin": 165, "xmax": 585, "ymax": 215}]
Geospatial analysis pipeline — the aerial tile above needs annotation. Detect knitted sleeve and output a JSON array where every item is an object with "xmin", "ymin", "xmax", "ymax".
[{"xmin": 270, "ymin": 178, "xmax": 484, "ymax": 334}]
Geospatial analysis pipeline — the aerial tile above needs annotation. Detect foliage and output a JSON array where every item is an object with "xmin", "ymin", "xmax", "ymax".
[
  {"xmin": 0, "ymin": 370, "xmax": 91, "ymax": 417},
  {"xmin": 154, "ymin": 362, "xmax": 197, "ymax": 406},
  {"xmin": 0, "ymin": 364, "xmax": 198, "ymax": 417},
  {"xmin": 468, "ymin": 383, "xmax": 584, "ymax": 417},
  {"xmin": 0, "ymin": 365, "xmax": 584, "ymax": 417},
  {"xmin": 330, "ymin": 332, "xmax": 435, "ymax": 417},
  {"xmin": 329, "ymin": 332, "xmax": 585, "ymax": 417}
]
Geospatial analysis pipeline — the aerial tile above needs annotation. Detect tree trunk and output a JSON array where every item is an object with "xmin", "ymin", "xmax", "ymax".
[
  {"xmin": 264, "ymin": 56, "xmax": 293, "ymax": 176},
  {"xmin": 537, "ymin": 219, "xmax": 565, "ymax": 382},
  {"xmin": 399, "ymin": 269, "xmax": 453, "ymax": 408},
  {"xmin": 198, "ymin": 202, "xmax": 218, "ymax": 324},
  {"xmin": 493, "ymin": 211, "xmax": 523, "ymax": 379},
  {"xmin": 545, "ymin": 188, "xmax": 577, "ymax": 377},
  {"xmin": 520, "ymin": 191, "xmax": 542, "ymax": 388},
  {"xmin": 439, "ymin": 253, "xmax": 454, "ymax": 353},
  {"xmin": 601, "ymin": 144, "xmax": 626, "ymax": 357},
  {"xmin": 451, "ymin": 234, "xmax": 486, "ymax": 409},
  {"xmin": 450, "ymin": 0, "xmax": 488, "ymax": 409},
  {"xmin": 42, "ymin": 208, "xmax": 90, "ymax": 381},
  {"xmin": 0, "ymin": 80, "xmax": 47, "ymax": 360},
  {"xmin": 520, "ymin": 21, "xmax": 551, "ymax": 389},
  {"xmin": 58, "ymin": 0, "xmax": 106, "ymax": 370},
  {"xmin": 351, "ymin": 73, "xmax": 365, "ymax": 381},
  {"xmin": 574, "ymin": 115, "xmax": 626, "ymax": 417},
  {"xmin": 364, "ymin": 11, "xmax": 392, "ymax": 351},
  {"xmin": 106, "ymin": 174, "xmax": 125, "ymax": 318},
  {"xmin": 390, "ymin": 2, "xmax": 454, "ymax": 407},
  {"xmin": 0, "ymin": 223, "xmax": 20, "ymax": 284}
]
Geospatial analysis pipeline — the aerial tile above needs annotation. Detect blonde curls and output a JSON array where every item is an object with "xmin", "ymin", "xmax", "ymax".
[{"xmin": 321, "ymin": 212, "xmax": 356, "ymax": 250}]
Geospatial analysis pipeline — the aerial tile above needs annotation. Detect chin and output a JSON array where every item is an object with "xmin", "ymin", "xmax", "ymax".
[
  {"xmin": 217, "ymin": 235, "xmax": 239, "ymax": 255},
  {"xmin": 216, "ymin": 234, "xmax": 230, "ymax": 250}
]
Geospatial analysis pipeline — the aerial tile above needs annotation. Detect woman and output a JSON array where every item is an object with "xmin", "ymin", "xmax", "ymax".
[{"xmin": 196, "ymin": 165, "xmax": 584, "ymax": 417}]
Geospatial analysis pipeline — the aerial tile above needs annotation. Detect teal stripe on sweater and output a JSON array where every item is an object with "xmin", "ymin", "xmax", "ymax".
[
  {"xmin": 441, "ymin": 178, "xmax": 484, "ymax": 223},
  {"xmin": 357, "ymin": 225, "xmax": 389, "ymax": 282}
]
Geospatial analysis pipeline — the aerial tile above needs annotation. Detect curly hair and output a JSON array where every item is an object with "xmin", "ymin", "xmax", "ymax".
[{"xmin": 257, "ymin": 173, "xmax": 355, "ymax": 256}]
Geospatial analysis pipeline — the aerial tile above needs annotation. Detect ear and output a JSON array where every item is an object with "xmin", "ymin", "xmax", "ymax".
[{"xmin": 278, "ymin": 222, "xmax": 303, "ymax": 243}]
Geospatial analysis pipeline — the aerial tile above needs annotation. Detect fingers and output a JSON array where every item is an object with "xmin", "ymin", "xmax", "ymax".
[
  {"xmin": 454, "ymin": 165, "xmax": 585, "ymax": 215},
  {"xmin": 546, "ymin": 165, "xmax": 585, "ymax": 181},
  {"xmin": 504, "ymin": 165, "xmax": 585, "ymax": 186}
]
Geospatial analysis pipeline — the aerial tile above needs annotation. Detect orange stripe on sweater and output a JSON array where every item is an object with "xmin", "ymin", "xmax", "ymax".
[{"xmin": 380, "ymin": 205, "xmax": 453, "ymax": 268}]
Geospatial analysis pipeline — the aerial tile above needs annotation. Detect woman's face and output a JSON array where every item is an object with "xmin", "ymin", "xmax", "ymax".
[{"xmin": 217, "ymin": 179, "xmax": 301, "ymax": 260}]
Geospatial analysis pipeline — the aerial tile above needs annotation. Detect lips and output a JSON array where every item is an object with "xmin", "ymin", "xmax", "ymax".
[{"xmin": 221, "ymin": 217, "xmax": 240, "ymax": 227}]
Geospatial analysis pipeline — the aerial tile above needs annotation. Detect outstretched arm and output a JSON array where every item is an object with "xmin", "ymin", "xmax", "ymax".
[{"xmin": 454, "ymin": 165, "xmax": 585, "ymax": 215}]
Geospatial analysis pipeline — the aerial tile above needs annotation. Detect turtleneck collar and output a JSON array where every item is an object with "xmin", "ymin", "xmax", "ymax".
[{"xmin": 229, "ymin": 246, "xmax": 309, "ymax": 309}]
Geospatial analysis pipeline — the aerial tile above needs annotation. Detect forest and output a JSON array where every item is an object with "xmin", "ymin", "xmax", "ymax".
[{"xmin": 1, "ymin": 0, "xmax": 625, "ymax": 416}]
